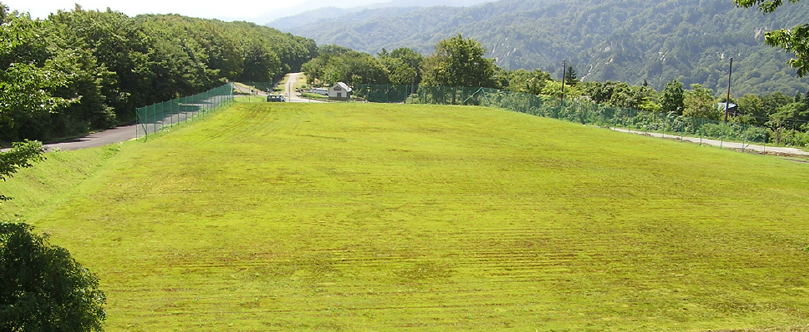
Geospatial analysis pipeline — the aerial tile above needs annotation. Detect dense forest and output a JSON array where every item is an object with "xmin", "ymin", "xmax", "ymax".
[
  {"xmin": 0, "ymin": 3, "xmax": 316, "ymax": 143},
  {"xmin": 285, "ymin": 0, "xmax": 809, "ymax": 96}
]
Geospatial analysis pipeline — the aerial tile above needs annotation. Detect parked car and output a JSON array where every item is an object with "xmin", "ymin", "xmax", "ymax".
[
  {"xmin": 310, "ymin": 88, "xmax": 328, "ymax": 96},
  {"xmin": 266, "ymin": 94, "xmax": 286, "ymax": 102}
]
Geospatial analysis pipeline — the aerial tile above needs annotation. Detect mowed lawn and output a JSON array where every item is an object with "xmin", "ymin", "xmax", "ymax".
[{"xmin": 8, "ymin": 102, "xmax": 809, "ymax": 331}]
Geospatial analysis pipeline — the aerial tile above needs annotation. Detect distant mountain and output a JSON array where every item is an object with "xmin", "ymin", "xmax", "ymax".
[
  {"xmin": 267, "ymin": 0, "xmax": 492, "ymax": 31},
  {"xmin": 287, "ymin": 0, "xmax": 809, "ymax": 96},
  {"xmin": 268, "ymin": 7, "xmax": 357, "ymax": 31}
]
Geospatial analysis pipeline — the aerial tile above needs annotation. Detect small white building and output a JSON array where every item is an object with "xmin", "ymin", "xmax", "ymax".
[{"xmin": 329, "ymin": 82, "xmax": 352, "ymax": 101}]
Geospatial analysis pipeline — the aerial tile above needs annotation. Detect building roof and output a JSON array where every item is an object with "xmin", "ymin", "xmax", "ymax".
[
  {"xmin": 331, "ymin": 82, "xmax": 352, "ymax": 92},
  {"xmin": 717, "ymin": 102, "xmax": 737, "ymax": 110}
]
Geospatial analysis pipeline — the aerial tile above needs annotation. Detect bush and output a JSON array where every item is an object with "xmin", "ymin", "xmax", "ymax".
[{"xmin": 0, "ymin": 222, "xmax": 106, "ymax": 331}]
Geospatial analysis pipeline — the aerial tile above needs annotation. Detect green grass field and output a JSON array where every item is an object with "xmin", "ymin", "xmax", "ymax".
[{"xmin": 3, "ymin": 102, "xmax": 809, "ymax": 331}]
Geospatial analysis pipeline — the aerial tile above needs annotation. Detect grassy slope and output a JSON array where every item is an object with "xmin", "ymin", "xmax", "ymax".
[
  {"xmin": 0, "ymin": 144, "xmax": 122, "ymax": 221},
  {"xmin": 3, "ymin": 102, "xmax": 809, "ymax": 331}
]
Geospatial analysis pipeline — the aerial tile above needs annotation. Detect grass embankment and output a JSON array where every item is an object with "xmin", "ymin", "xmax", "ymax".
[
  {"xmin": 0, "ymin": 144, "xmax": 121, "ymax": 221},
  {"xmin": 3, "ymin": 102, "xmax": 809, "ymax": 331}
]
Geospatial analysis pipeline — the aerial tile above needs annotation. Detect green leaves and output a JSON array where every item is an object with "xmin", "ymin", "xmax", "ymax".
[
  {"xmin": 735, "ymin": 0, "xmax": 809, "ymax": 77},
  {"xmin": 660, "ymin": 80, "xmax": 684, "ymax": 115},
  {"xmin": 734, "ymin": 0, "xmax": 800, "ymax": 13},
  {"xmin": 0, "ymin": 11, "xmax": 75, "ymax": 118},
  {"xmin": 764, "ymin": 24, "xmax": 809, "ymax": 76},
  {"xmin": 0, "ymin": 222, "xmax": 106, "ymax": 331},
  {"xmin": 422, "ymin": 34, "xmax": 499, "ymax": 89},
  {"xmin": 683, "ymin": 84, "xmax": 721, "ymax": 120}
]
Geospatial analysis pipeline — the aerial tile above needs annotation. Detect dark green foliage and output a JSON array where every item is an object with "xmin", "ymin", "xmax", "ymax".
[
  {"xmin": 386, "ymin": 48, "xmax": 425, "ymax": 85},
  {"xmin": 0, "ymin": 4, "xmax": 316, "ymax": 143},
  {"xmin": 684, "ymin": 84, "xmax": 721, "ymax": 120},
  {"xmin": 0, "ymin": 222, "xmax": 106, "ymax": 331},
  {"xmin": 0, "ymin": 8, "xmax": 78, "ymax": 142},
  {"xmin": 422, "ymin": 34, "xmax": 499, "ymax": 89},
  {"xmin": 661, "ymin": 80, "xmax": 685, "ymax": 115},
  {"xmin": 240, "ymin": 43, "xmax": 281, "ymax": 82},
  {"xmin": 564, "ymin": 65, "xmax": 579, "ymax": 87},
  {"xmin": 502, "ymin": 69, "xmax": 552, "ymax": 94},
  {"xmin": 303, "ymin": 48, "xmax": 390, "ymax": 86}
]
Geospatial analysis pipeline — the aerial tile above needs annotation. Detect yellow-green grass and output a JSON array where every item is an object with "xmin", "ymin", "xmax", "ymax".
[
  {"xmin": 3, "ymin": 102, "xmax": 809, "ymax": 331},
  {"xmin": 234, "ymin": 95, "xmax": 268, "ymax": 103},
  {"xmin": 0, "ymin": 144, "xmax": 121, "ymax": 221}
]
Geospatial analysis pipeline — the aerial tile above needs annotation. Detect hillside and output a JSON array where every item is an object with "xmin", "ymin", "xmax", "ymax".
[
  {"xmin": 266, "ymin": 0, "xmax": 492, "ymax": 30},
  {"xmin": 286, "ymin": 0, "xmax": 809, "ymax": 95},
  {"xmin": 3, "ymin": 101, "xmax": 809, "ymax": 330}
]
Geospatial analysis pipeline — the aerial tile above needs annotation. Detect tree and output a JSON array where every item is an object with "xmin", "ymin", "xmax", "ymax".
[
  {"xmin": 421, "ymin": 34, "xmax": 499, "ymax": 89},
  {"xmin": 381, "ymin": 57, "xmax": 417, "ymax": 86},
  {"xmin": 737, "ymin": 94, "xmax": 767, "ymax": 125},
  {"xmin": 389, "ymin": 47, "xmax": 424, "ymax": 85},
  {"xmin": 240, "ymin": 42, "xmax": 281, "ymax": 82},
  {"xmin": 0, "ymin": 222, "xmax": 106, "ymax": 331},
  {"xmin": 735, "ymin": 0, "xmax": 809, "ymax": 76},
  {"xmin": 660, "ymin": 80, "xmax": 685, "ymax": 115},
  {"xmin": 683, "ymin": 84, "xmax": 720, "ymax": 120},
  {"xmin": 1, "ymin": 7, "xmax": 78, "ymax": 141},
  {"xmin": 564, "ymin": 65, "xmax": 579, "ymax": 86}
]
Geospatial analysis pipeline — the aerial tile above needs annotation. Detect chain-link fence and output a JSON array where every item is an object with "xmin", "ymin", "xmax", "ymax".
[
  {"xmin": 354, "ymin": 84, "xmax": 774, "ymax": 151},
  {"xmin": 136, "ymin": 83, "xmax": 233, "ymax": 139}
]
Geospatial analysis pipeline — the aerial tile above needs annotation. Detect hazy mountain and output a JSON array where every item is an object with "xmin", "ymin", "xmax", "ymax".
[
  {"xmin": 287, "ymin": 0, "xmax": 809, "ymax": 95},
  {"xmin": 266, "ymin": 0, "xmax": 492, "ymax": 31}
]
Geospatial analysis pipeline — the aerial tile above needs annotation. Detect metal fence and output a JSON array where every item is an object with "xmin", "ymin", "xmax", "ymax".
[
  {"xmin": 136, "ymin": 83, "xmax": 233, "ymax": 139},
  {"xmin": 354, "ymin": 84, "xmax": 773, "ymax": 151}
]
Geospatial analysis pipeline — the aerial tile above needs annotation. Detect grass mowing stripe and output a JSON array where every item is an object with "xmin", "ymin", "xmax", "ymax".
[{"xmin": 6, "ymin": 102, "xmax": 809, "ymax": 331}]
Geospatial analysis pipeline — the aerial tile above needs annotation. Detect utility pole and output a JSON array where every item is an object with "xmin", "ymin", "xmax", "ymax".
[
  {"xmin": 724, "ymin": 57, "xmax": 733, "ymax": 123},
  {"xmin": 561, "ymin": 59, "xmax": 566, "ymax": 112}
]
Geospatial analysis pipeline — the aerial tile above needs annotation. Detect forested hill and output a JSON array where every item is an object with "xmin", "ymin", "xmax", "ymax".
[
  {"xmin": 0, "ymin": 5, "xmax": 316, "ymax": 143},
  {"xmin": 286, "ymin": 0, "xmax": 809, "ymax": 95}
]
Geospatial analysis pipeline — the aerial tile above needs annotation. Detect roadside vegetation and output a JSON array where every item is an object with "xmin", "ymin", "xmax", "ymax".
[{"xmin": 3, "ymin": 102, "xmax": 808, "ymax": 331}]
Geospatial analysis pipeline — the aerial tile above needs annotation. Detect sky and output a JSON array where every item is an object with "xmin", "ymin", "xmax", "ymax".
[{"xmin": 3, "ymin": 0, "xmax": 386, "ymax": 22}]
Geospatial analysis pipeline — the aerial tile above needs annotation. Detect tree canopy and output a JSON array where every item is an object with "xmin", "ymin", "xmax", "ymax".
[
  {"xmin": 421, "ymin": 34, "xmax": 498, "ymax": 88},
  {"xmin": 0, "ymin": 4, "xmax": 316, "ymax": 144},
  {"xmin": 0, "ymin": 222, "xmax": 106, "ymax": 331}
]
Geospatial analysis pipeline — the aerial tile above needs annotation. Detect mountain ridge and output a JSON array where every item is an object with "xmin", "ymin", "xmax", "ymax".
[{"xmin": 286, "ymin": 0, "xmax": 809, "ymax": 95}]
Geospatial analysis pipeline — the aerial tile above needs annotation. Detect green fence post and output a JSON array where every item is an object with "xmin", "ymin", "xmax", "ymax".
[
  {"xmin": 742, "ymin": 124, "xmax": 747, "ymax": 153},
  {"xmin": 150, "ymin": 104, "xmax": 155, "ymax": 135},
  {"xmin": 763, "ymin": 132, "xmax": 767, "ymax": 154}
]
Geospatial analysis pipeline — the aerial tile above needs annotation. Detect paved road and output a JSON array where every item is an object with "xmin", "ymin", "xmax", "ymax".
[
  {"xmin": 283, "ymin": 72, "xmax": 325, "ymax": 103},
  {"xmin": 612, "ymin": 127, "xmax": 809, "ymax": 156},
  {"xmin": 0, "ymin": 125, "xmax": 137, "ymax": 152}
]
